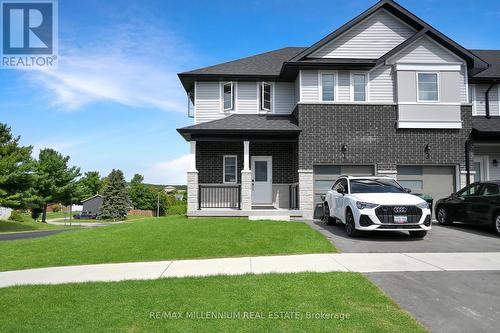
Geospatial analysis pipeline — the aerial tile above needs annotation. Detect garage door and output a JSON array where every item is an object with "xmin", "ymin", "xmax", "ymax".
[
  {"xmin": 313, "ymin": 165, "xmax": 374, "ymax": 218},
  {"xmin": 397, "ymin": 166, "xmax": 456, "ymax": 205}
]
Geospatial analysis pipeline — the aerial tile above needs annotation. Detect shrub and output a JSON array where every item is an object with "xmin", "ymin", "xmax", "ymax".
[
  {"xmin": 167, "ymin": 203, "xmax": 187, "ymax": 216},
  {"xmin": 8, "ymin": 211, "xmax": 28, "ymax": 222}
]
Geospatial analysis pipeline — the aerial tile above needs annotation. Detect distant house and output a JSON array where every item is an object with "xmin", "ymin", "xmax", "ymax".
[
  {"xmin": 81, "ymin": 195, "xmax": 104, "ymax": 215},
  {"xmin": 164, "ymin": 186, "xmax": 177, "ymax": 193}
]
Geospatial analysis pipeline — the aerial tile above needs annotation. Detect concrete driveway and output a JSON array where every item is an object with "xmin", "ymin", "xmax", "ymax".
[{"xmin": 309, "ymin": 221, "xmax": 500, "ymax": 253}]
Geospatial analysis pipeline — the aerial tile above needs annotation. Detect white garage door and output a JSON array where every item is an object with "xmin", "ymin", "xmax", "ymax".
[
  {"xmin": 397, "ymin": 166, "xmax": 456, "ymax": 204},
  {"xmin": 313, "ymin": 165, "xmax": 374, "ymax": 218}
]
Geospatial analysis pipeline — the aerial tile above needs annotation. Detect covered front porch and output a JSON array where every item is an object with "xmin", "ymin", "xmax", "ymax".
[{"xmin": 177, "ymin": 114, "xmax": 303, "ymax": 220}]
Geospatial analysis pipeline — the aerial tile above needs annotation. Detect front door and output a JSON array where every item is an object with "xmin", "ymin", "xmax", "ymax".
[{"xmin": 251, "ymin": 156, "xmax": 272, "ymax": 205}]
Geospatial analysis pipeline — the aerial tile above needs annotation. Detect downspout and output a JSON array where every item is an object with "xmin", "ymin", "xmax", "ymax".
[
  {"xmin": 465, "ymin": 139, "xmax": 471, "ymax": 187},
  {"xmin": 485, "ymin": 81, "xmax": 496, "ymax": 119}
]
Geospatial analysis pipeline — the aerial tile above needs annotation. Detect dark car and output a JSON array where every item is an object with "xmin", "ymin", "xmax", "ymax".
[
  {"xmin": 435, "ymin": 181, "xmax": 500, "ymax": 235},
  {"xmin": 73, "ymin": 211, "xmax": 97, "ymax": 219}
]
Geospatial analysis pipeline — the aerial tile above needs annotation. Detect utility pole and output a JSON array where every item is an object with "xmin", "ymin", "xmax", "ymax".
[{"xmin": 157, "ymin": 191, "xmax": 160, "ymax": 218}]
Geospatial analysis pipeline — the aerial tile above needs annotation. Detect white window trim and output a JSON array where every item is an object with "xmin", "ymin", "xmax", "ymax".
[
  {"xmin": 416, "ymin": 72, "xmax": 440, "ymax": 103},
  {"xmin": 223, "ymin": 155, "xmax": 238, "ymax": 184},
  {"xmin": 260, "ymin": 81, "xmax": 273, "ymax": 112},
  {"xmin": 318, "ymin": 70, "xmax": 338, "ymax": 102},
  {"xmin": 470, "ymin": 84, "xmax": 477, "ymax": 115},
  {"xmin": 350, "ymin": 72, "xmax": 370, "ymax": 102},
  {"xmin": 221, "ymin": 81, "xmax": 235, "ymax": 112}
]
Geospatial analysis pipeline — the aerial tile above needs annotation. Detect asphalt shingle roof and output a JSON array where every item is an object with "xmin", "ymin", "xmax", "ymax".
[
  {"xmin": 470, "ymin": 50, "xmax": 500, "ymax": 78},
  {"xmin": 180, "ymin": 47, "xmax": 306, "ymax": 76},
  {"xmin": 179, "ymin": 114, "xmax": 299, "ymax": 132},
  {"xmin": 472, "ymin": 116, "xmax": 500, "ymax": 133}
]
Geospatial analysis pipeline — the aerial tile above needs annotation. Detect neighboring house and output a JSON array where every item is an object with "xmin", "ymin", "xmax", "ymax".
[
  {"xmin": 0, "ymin": 207, "xmax": 12, "ymax": 220},
  {"xmin": 177, "ymin": 0, "xmax": 500, "ymax": 219},
  {"xmin": 164, "ymin": 186, "xmax": 177, "ymax": 193},
  {"xmin": 81, "ymin": 195, "xmax": 103, "ymax": 215}
]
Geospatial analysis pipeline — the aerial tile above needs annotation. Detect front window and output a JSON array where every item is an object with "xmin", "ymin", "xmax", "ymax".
[
  {"xmin": 223, "ymin": 155, "xmax": 237, "ymax": 183},
  {"xmin": 350, "ymin": 179, "xmax": 405, "ymax": 194},
  {"xmin": 261, "ymin": 82, "xmax": 272, "ymax": 111},
  {"xmin": 417, "ymin": 73, "xmax": 439, "ymax": 102},
  {"xmin": 321, "ymin": 74, "xmax": 335, "ymax": 101},
  {"xmin": 223, "ymin": 82, "xmax": 233, "ymax": 111},
  {"xmin": 352, "ymin": 73, "xmax": 367, "ymax": 101}
]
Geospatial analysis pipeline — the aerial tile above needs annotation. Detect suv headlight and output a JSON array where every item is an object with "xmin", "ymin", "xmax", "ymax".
[
  {"xmin": 356, "ymin": 202, "xmax": 379, "ymax": 210},
  {"xmin": 416, "ymin": 202, "xmax": 429, "ymax": 209}
]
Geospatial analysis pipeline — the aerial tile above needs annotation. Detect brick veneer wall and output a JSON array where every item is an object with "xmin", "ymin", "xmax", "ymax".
[
  {"xmin": 196, "ymin": 141, "xmax": 298, "ymax": 184},
  {"xmin": 295, "ymin": 104, "xmax": 473, "ymax": 171}
]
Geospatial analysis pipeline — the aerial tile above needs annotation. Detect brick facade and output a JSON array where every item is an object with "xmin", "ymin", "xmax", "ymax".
[
  {"xmin": 295, "ymin": 104, "xmax": 473, "ymax": 171},
  {"xmin": 196, "ymin": 141, "xmax": 298, "ymax": 184}
]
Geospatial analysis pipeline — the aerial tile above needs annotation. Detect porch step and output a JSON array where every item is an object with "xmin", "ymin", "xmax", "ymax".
[{"xmin": 188, "ymin": 209, "xmax": 303, "ymax": 220}]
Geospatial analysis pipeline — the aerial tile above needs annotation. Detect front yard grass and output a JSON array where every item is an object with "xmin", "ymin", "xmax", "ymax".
[
  {"xmin": 0, "ymin": 272, "xmax": 427, "ymax": 333},
  {"xmin": 0, "ymin": 216, "xmax": 335, "ymax": 272}
]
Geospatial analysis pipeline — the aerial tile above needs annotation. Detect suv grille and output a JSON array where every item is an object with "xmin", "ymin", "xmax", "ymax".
[{"xmin": 375, "ymin": 205, "xmax": 422, "ymax": 224}]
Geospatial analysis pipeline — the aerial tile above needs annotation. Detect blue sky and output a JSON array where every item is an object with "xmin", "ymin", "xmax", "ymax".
[{"xmin": 1, "ymin": 0, "xmax": 499, "ymax": 185}]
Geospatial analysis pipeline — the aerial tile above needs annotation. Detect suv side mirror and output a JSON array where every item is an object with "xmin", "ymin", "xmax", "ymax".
[{"xmin": 405, "ymin": 188, "xmax": 412, "ymax": 193}]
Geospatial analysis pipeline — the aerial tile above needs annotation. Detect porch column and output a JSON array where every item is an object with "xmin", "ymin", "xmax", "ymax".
[
  {"xmin": 241, "ymin": 140, "xmax": 252, "ymax": 210},
  {"xmin": 187, "ymin": 141, "xmax": 199, "ymax": 213},
  {"xmin": 298, "ymin": 169, "xmax": 314, "ymax": 220}
]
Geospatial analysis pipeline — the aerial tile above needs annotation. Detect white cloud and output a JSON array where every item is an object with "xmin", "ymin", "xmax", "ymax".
[
  {"xmin": 28, "ymin": 20, "xmax": 194, "ymax": 113},
  {"xmin": 146, "ymin": 154, "xmax": 190, "ymax": 185}
]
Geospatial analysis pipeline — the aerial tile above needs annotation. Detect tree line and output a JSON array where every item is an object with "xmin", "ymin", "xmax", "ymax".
[{"xmin": 0, "ymin": 123, "xmax": 185, "ymax": 222}]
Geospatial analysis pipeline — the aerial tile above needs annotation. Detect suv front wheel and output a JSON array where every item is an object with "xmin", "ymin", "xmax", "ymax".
[
  {"xmin": 345, "ymin": 209, "xmax": 361, "ymax": 237},
  {"xmin": 323, "ymin": 203, "xmax": 336, "ymax": 225}
]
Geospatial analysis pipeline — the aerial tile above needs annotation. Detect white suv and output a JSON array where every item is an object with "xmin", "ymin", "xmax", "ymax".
[{"xmin": 323, "ymin": 176, "xmax": 431, "ymax": 238}]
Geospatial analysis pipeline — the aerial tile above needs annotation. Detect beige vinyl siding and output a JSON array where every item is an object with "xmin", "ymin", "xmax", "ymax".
[
  {"xmin": 369, "ymin": 65, "xmax": 394, "ymax": 102},
  {"xmin": 475, "ymin": 84, "xmax": 500, "ymax": 116},
  {"xmin": 459, "ymin": 67, "xmax": 467, "ymax": 104},
  {"xmin": 294, "ymin": 77, "xmax": 300, "ymax": 104},
  {"xmin": 337, "ymin": 71, "xmax": 350, "ymax": 101},
  {"xmin": 237, "ymin": 82, "xmax": 258, "ymax": 113},
  {"xmin": 300, "ymin": 70, "xmax": 320, "ymax": 101},
  {"xmin": 195, "ymin": 81, "xmax": 223, "ymax": 124},
  {"xmin": 390, "ymin": 36, "xmax": 463, "ymax": 64},
  {"xmin": 274, "ymin": 82, "xmax": 296, "ymax": 114},
  {"xmin": 310, "ymin": 9, "xmax": 415, "ymax": 59}
]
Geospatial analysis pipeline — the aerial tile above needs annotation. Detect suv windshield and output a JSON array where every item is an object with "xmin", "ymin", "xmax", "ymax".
[{"xmin": 350, "ymin": 179, "xmax": 405, "ymax": 194}]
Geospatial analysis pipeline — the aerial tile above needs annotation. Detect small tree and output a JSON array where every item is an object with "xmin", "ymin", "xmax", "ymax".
[
  {"xmin": 32, "ymin": 149, "xmax": 81, "ymax": 222},
  {"xmin": 99, "ymin": 169, "xmax": 130, "ymax": 221},
  {"xmin": 77, "ymin": 171, "xmax": 103, "ymax": 200},
  {"xmin": 129, "ymin": 174, "xmax": 156, "ymax": 210},
  {"xmin": 0, "ymin": 123, "xmax": 34, "ymax": 209}
]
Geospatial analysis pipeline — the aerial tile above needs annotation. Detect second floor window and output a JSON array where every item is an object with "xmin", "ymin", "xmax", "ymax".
[
  {"xmin": 352, "ymin": 73, "xmax": 367, "ymax": 102},
  {"xmin": 417, "ymin": 73, "xmax": 439, "ymax": 102},
  {"xmin": 321, "ymin": 74, "xmax": 335, "ymax": 101},
  {"xmin": 261, "ymin": 82, "xmax": 272, "ymax": 111},
  {"xmin": 223, "ymin": 82, "xmax": 234, "ymax": 111}
]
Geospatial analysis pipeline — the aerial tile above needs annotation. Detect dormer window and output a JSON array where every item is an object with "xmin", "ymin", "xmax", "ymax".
[
  {"xmin": 261, "ymin": 82, "xmax": 272, "ymax": 111},
  {"xmin": 223, "ymin": 82, "xmax": 234, "ymax": 111}
]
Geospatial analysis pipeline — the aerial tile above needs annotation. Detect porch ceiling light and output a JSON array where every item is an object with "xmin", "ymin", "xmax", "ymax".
[{"xmin": 493, "ymin": 159, "xmax": 499, "ymax": 167}]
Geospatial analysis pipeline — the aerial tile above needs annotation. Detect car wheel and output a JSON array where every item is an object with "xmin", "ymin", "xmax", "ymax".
[
  {"xmin": 323, "ymin": 203, "xmax": 336, "ymax": 225},
  {"xmin": 345, "ymin": 209, "xmax": 360, "ymax": 237},
  {"xmin": 409, "ymin": 230, "xmax": 427, "ymax": 238},
  {"xmin": 437, "ymin": 206, "xmax": 452, "ymax": 225},
  {"xmin": 493, "ymin": 213, "xmax": 500, "ymax": 236}
]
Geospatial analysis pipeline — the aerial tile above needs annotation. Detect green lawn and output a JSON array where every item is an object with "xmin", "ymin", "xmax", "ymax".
[
  {"xmin": 0, "ymin": 272, "xmax": 427, "ymax": 333},
  {"xmin": 0, "ymin": 219, "xmax": 77, "ymax": 233},
  {"xmin": 0, "ymin": 216, "xmax": 335, "ymax": 271}
]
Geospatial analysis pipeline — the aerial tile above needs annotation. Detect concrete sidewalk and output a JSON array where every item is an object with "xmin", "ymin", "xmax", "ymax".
[{"xmin": 1, "ymin": 252, "xmax": 500, "ymax": 288}]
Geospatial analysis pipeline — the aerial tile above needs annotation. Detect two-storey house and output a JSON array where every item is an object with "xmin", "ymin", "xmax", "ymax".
[{"xmin": 177, "ymin": 0, "xmax": 500, "ymax": 220}]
